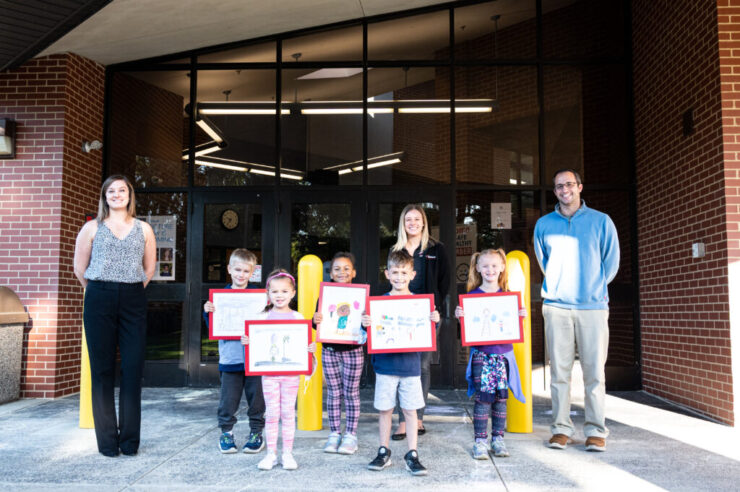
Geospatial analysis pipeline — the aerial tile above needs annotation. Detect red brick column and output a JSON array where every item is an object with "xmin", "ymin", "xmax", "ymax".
[
  {"xmin": 633, "ymin": 0, "xmax": 735, "ymax": 424},
  {"xmin": 0, "ymin": 53, "xmax": 103, "ymax": 398}
]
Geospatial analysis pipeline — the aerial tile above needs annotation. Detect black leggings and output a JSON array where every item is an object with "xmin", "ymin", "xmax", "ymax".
[{"xmin": 83, "ymin": 280, "xmax": 147, "ymax": 455}]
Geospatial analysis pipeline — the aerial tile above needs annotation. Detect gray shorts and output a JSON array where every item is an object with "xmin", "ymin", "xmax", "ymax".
[{"xmin": 374, "ymin": 374, "xmax": 425, "ymax": 411}]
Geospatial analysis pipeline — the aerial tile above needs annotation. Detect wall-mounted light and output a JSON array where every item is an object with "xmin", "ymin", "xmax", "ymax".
[
  {"xmin": 82, "ymin": 140, "xmax": 103, "ymax": 153},
  {"xmin": 0, "ymin": 119, "xmax": 17, "ymax": 159}
]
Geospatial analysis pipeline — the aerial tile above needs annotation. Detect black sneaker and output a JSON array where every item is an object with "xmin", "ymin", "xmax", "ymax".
[
  {"xmin": 367, "ymin": 446, "xmax": 392, "ymax": 471},
  {"xmin": 404, "ymin": 449, "xmax": 428, "ymax": 476}
]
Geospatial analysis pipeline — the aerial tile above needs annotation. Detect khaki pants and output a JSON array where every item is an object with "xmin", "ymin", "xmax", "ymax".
[{"xmin": 543, "ymin": 304, "xmax": 609, "ymax": 438}]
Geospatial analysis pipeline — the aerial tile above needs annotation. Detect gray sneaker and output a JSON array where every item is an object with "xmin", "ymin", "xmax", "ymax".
[
  {"xmin": 472, "ymin": 441, "xmax": 489, "ymax": 460},
  {"xmin": 337, "ymin": 434, "xmax": 358, "ymax": 455},
  {"xmin": 323, "ymin": 432, "xmax": 341, "ymax": 453},
  {"xmin": 491, "ymin": 436, "xmax": 509, "ymax": 457}
]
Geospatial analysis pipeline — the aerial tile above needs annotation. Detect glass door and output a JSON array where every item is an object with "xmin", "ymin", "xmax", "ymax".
[{"xmin": 189, "ymin": 191, "xmax": 275, "ymax": 385}]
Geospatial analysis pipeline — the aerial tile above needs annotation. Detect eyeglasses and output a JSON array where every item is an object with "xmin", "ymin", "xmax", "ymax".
[{"xmin": 555, "ymin": 182, "xmax": 578, "ymax": 191}]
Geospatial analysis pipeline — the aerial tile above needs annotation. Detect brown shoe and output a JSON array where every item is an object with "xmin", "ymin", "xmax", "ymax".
[
  {"xmin": 548, "ymin": 434, "xmax": 572, "ymax": 449},
  {"xmin": 585, "ymin": 436, "xmax": 606, "ymax": 452}
]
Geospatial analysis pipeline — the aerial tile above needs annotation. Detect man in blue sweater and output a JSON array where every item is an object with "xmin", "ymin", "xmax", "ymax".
[{"xmin": 534, "ymin": 169, "xmax": 620, "ymax": 453}]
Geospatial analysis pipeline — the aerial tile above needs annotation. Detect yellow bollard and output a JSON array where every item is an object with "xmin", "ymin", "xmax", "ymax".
[
  {"xmin": 79, "ymin": 317, "xmax": 94, "ymax": 429},
  {"xmin": 506, "ymin": 251, "xmax": 532, "ymax": 433},
  {"xmin": 296, "ymin": 254, "xmax": 323, "ymax": 431}
]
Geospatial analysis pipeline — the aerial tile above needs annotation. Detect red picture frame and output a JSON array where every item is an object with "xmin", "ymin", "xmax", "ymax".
[
  {"xmin": 244, "ymin": 319, "xmax": 313, "ymax": 376},
  {"xmin": 208, "ymin": 288, "xmax": 267, "ymax": 340},
  {"xmin": 366, "ymin": 294, "xmax": 437, "ymax": 354},
  {"xmin": 458, "ymin": 291, "xmax": 523, "ymax": 346},
  {"xmin": 316, "ymin": 281, "xmax": 370, "ymax": 345}
]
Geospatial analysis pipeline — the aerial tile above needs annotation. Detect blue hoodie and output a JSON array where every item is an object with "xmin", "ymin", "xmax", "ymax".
[{"xmin": 533, "ymin": 201, "xmax": 619, "ymax": 310}]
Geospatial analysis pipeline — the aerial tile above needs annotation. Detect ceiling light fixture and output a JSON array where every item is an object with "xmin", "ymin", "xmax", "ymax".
[{"xmin": 324, "ymin": 151, "xmax": 405, "ymax": 175}]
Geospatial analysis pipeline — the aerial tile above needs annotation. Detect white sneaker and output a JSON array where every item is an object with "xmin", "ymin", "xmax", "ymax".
[
  {"xmin": 337, "ymin": 434, "xmax": 358, "ymax": 455},
  {"xmin": 257, "ymin": 452, "xmax": 278, "ymax": 470},
  {"xmin": 281, "ymin": 452, "xmax": 298, "ymax": 470},
  {"xmin": 323, "ymin": 432, "xmax": 341, "ymax": 453}
]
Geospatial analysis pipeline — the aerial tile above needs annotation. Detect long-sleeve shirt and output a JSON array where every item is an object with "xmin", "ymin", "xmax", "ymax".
[{"xmin": 533, "ymin": 201, "xmax": 620, "ymax": 310}]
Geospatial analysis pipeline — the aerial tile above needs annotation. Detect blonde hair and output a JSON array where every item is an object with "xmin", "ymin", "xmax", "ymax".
[
  {"xmin": 229, "ymin": 248, "xmax": 257, "ymax": 267},
  {"xmin": 466, "ymin": 248, "xmax": 508, "ymax": 293},
  {"xmin": 391, "ymin": 204, "xmax": 433, "ymax": 253},
  {"xmin": 97, "ymin": 174, "xmax": 136, "ymax": 221}
]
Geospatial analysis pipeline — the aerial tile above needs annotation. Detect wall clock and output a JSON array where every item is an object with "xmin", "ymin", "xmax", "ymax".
[{"xmin": 221, "ymin": 209, "xmax": 239, "ymax": 230}]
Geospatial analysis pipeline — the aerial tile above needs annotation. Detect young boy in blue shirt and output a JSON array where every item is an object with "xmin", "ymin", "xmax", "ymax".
[
  {"xmin": 203, "ymin": 248, "xmax": 265, "ymax": 454},
  {"xmin": 362, "ymin": 249, "xmax": 440, "ymax": 476}
]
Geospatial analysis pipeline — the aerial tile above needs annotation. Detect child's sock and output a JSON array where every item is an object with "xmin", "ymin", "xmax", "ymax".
[{"xmin": 475, "ymin": 437, "xmax": 487, "ymax": 445}]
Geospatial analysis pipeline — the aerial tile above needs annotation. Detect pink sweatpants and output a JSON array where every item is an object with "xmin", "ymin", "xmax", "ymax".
[{"xmin": 262, "ymin": 375, "xmax": 300, "ymax": 453}]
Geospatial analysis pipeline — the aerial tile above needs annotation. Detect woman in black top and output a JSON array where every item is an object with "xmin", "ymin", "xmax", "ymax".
[{"xmin": 389, "ymin": 204, "xmax": 450, "ymax": 439}]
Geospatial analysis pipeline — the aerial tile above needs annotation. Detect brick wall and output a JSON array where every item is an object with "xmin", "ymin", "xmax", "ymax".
[
  {"xmin": 0, "ymin": 53, "xmax": 104, "ymax": 398},
  {"xmin": 633, "ymin": 0, "xmax": 734, "ymax": 424}
]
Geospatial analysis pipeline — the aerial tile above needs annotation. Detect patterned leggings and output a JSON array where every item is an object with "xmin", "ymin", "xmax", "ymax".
[
  {"xmin": 322, "ymin": 346, "xmax": 364, "ymax": 435},
  {"xmin": 472, "ymin": 351, "xmax": 508, "ymax": 440},
  {"xmin": 262, "ymin": 375, "xmax": 300, "ymax": 453}
]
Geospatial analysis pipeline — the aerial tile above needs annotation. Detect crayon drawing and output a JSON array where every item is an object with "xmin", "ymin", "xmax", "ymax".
[
  {"xmin": 459, "ymin": 292, "xmax": 523, "ymax": 346},
  {"xmin": 245, "ymin": 320, "xmax": 311, "ymax": 375},
  {"xmin": 209, "ymin": 289, "xmax": 266, "ymax": 340},
  {"xmin": 367, "ymin": 295, "xmax": 436, "ymax": 353},
  {"xmin": 317, "ymin": 282, "xmax": 369, "ymax": 345}
]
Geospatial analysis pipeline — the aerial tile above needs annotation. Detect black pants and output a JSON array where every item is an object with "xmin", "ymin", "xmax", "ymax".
[
  {"xmin": 218, "ymin": 371, "xmax": 266, "ymax": 434},
  {"xmin": 83, "ymin": 280, "xmax": 147, "ymax": 456}
]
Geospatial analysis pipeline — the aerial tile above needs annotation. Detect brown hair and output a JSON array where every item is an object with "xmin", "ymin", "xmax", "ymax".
[
  {"xmin": 332, "ymin": 251, "xmax": 356, "ymax": 267},
  {"xmin": 229, "ymin": 248, "xmax": 257, "ymax": 266},
  {"xmin": 466, "ymin": 248, "xmax": 508, "ymax": 293},
  {"xmin": 552, "ymin": 168, "xmax": 582, "ymax": 185},
  {"xmin": 387, "ymin": 249, "xmax": 414, "ymax": 270},
  {"xmin": 97, "ymin": 174, "xmax": 136, "ymax": 221},
  {"xmin": 263, "ymin": 268, "xmax": 296, "ymax": 312}
]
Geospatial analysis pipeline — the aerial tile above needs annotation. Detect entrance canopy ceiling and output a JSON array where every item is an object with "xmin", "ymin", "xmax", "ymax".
[{"xmin": 38, "ymin": 0, "xmax": 451, "ymax": 66}]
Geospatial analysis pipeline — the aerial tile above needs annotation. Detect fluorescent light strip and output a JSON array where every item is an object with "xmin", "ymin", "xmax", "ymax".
[
  {"xmin": 195, "ymin": 160, "xmax": 247, "ymax": 172},
  {"xmin": 196, "ymin": 119, "xmax": 224, "ymax": 143},
  {"xmin": 200, "ymin": 108, "xmax": 291, "ymax": 115}
]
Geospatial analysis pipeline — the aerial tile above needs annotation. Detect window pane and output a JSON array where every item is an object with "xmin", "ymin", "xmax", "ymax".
[
  {"xmin": 280, "ymin": 68, "xmax": 363, "ymax": 185},
  {"xmin": 454, "ymin": 0, "xmax": 536, "ymax": 60},
  {"xmin": 202, "ymin": 203, "xmax": 264, "ymax": 284},
  {"xmin": 146, "ymin": 302, "xmax": 184, "ymax": 361},
  {"xmin": 193, "ymin": 70, "xmax": 276, "ymax": 186},
  {"xmin": 456, "ymin": 66, "xmax": 538, "ymax": 185},
  {"xmin": 198, "ymin": 42, "xmax": 276, "ymax": 63},
  {"xmin": 109, "ymin": 71, "xmax": 189, "ymax": 188},
  {"xmin": 368, "ymin": 10, "xmax": 450, "ymax": 61},
  {"xmin": 367, "ymin": 67, "xmax": 451, "ymax": 185},
  {"xmin": 542, "ymin": 0, "xmax": 625, "ymax": 59},
  {"xmin": 283, "ymin": 25, "xmax": 362, "ymax": 62},
  {"xmin": 138, "ymin": 192, "xmax": 188, "ymax": 284},
  {"xmin": 290, "ymin": 203, "xmax": 351, "ymax": 274},
  {"xmin": 543, "ymin": 65, "xmax": 629, "ymax": 185}
]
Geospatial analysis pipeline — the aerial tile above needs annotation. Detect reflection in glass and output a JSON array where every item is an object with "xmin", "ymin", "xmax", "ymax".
[
  {"xmin": 455, "ymin": 66, "xmax": 538, "ymax": 186},
  {"xmin": 203, "ymin": 203, "xmax": 263, "ymax": 284},
  {"xmin": 283, "ymin": 25, "xmax": 362, "ymax": 62},
  {"xmin": 454, "ymin": 0, "xmax": 536, "ymax": 60},
  {"xmin": 367, "ymin": 67, "xmax": 450, "ymax": 185},
  {"xmin": 290, "ymin": 204, "xmax": 351, "ymax": 274},
  {"xmin": 368, "ymin": 10, "xmax": 449, "ymax": 60},
  {"xmin": 281, "ymin": 69, "xmax": 363, "ymax": 185},
  {"xmin": 194, "ymin": 70, "xmax": 277, "ymax": 186},
  {"xmin": 109, "ymin": 71, "xmax": 189, "ymax": 187},
  {"xmin": 146, "ymin": 302, "xmax": 184, "ymax": 361},
  {"xmin": 137, "ymin": 193, "xmax": 188, "ymax": 283}
]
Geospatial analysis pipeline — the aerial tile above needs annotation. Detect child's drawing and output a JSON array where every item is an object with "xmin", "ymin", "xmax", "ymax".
[
  {"xmin": 367, "ymin": 295, "xmax": 436, "ymax": 353},
  {"xmin": 317, "ymin": 283, "xmax": 369, "ymax": 345},
  {"xmin": 246, "ymin": 321, "xmax": 311, "ymax": 375},
  {"xmin": 459, "ymin": 293, "xmax": 522, "ymax": 346},
  {"xmin": 209, "ymin": 290, "xmax": 266, "ymax": 340}
]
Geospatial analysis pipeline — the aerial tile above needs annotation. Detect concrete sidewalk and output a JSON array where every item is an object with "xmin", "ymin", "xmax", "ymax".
[{"xmin": 0, "ymin": 382, "xmax": 738, "ymax": 492}]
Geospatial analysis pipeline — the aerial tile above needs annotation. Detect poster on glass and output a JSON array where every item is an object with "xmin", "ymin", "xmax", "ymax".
[
  {"xmin": 208, "ymin": 289, "xmax": 266, "ymax": 340},
  {"xmin": 244, "ymin": 320, "xmax": 312, "ymax": 376},
  {"xmin": 458, "ymin": 291, "xmax": 523, "ymax": 346},
  {"xmin": 366, "ymin": 294, "xmax": 436, "ymax": 354},
  {"xmin": 317, "ymin": 282, "xmax": 369, "ymax": 345},
  {"xmin": 146, "ymin": 215, "xmax": 177, "ymax": 281}
]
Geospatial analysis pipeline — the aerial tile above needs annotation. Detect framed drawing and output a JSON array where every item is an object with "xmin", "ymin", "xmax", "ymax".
[
  {"xmin": 317, "ymin": 282, "xmax": 370, "ymax": 345},
  {"xmin": 244, "ymin": 319, "xmax": 312, "ymax": 376},
  {"xmin": 208, "ymin": 289, "xmax": 266, "ymax": 340},
  {"xmin": 458, "ymin": 291, "xmax": 523, "ymax": 346},
  {"xmin": 366, "ymin": 294, "xmax": 436, "ymax": 354}
]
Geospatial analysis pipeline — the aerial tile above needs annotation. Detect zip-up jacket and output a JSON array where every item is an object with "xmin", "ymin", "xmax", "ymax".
[{"xmin": 533, "ymin": 201, "xmax": 619, "ymax": 310}]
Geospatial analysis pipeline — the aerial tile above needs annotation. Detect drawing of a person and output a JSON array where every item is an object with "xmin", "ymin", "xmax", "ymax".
[
  {"xmin": 269, "ymin": 333, "xmax": 279, "ymax": 362},
  {"xmin": 482, "ymin": 308, "xmax": 492, "ymax": 337},
  {"xmin": 336, "ymin": 303, "xmax": 350, "ymax": 332}
]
